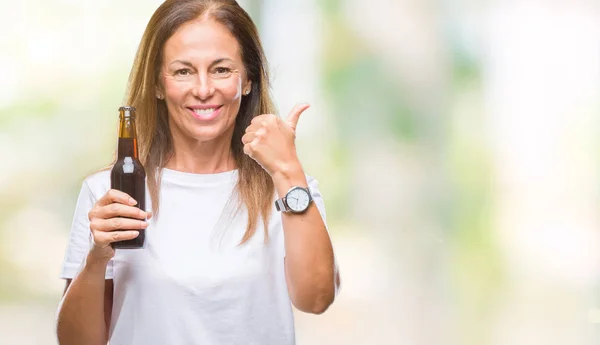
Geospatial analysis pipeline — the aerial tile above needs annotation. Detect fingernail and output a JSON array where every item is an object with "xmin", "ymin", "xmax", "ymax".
[
  {"xmin": 129, "ymin": 198, "xmax": 137, "ymax": 205},
  {"xmin": 142, "ymin": 221, "xmax": 149, "ymax": 228}
]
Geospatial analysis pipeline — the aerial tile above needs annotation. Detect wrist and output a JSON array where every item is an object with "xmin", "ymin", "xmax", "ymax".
[
  {"xmin": 85, "ymin": 252, "xmax": 111, "ymax": 274},
  {"xmin": 272, "ymin": 160, "xmax": 307, "ymax": 197}
]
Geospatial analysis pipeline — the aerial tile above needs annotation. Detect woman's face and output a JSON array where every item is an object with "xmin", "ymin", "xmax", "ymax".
[{"xmin": 159, "ymin": 19, "xmax": 251, "ymax": 145}]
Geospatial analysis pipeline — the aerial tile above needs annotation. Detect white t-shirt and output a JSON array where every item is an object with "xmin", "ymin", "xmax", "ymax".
[{"xmin": 60, "ymin": 168, "xmax": 327, "ymax": 345}]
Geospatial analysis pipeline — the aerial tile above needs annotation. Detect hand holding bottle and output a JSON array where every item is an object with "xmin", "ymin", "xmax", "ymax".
[{"xmin": 87, "ymin": 189, "xmax": 151, "ymax": 261}]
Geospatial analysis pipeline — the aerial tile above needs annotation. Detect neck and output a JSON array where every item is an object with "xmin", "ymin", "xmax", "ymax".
[{"xmin": 165, "ymin": 127, "xmax": 237, "ymax": 174}]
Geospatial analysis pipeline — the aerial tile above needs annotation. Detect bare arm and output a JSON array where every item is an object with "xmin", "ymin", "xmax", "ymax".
[
  {"xmin": 241, "ymin": 104, "xmax": 340, "ymax": 314},
  {"xmin": 57, "ymin": 259, "xmax": 113, "ymax": 345},
  {"xmin": 275, "ymin": 166, "xmax": 340, "ymax": 314},
  {"xmin": 57, "ymin": 189, "xmax": 149, "ymax": 345}
]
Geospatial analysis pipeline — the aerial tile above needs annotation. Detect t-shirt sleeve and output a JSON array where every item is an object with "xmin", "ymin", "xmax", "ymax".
[
  {"xmin": 307, "ymin": 175, "xmax": 327, "ymax": 228},
  {"xmin": 59, "ymin": 179, "xmax": 114, "ymax": 280}
]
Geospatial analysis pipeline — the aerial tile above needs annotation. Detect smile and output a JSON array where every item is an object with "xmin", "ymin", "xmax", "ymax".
[{"xmin": 187, "ymin": 105, "xmax": 223, "ymax": 121}]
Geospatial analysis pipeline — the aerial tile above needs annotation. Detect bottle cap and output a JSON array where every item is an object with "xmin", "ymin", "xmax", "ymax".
[{"xmin": 119, "ymin": 106, "xmax": 136, "ymax": 117}]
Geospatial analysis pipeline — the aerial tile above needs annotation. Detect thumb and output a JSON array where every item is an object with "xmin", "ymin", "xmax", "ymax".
[{"xmin": 286, "ymin": 103, "xmax": 310, "ymax": 132}]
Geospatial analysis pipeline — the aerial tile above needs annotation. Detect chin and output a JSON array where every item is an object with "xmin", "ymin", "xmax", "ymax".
[{"xmin": 188, "ymin": 125, "xmax": 233, "ymax": 143}]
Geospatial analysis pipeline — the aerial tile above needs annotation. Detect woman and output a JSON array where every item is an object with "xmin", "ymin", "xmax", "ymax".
[{"xmin": 56, "ymin": 0, "xmax": 339, "ymax": 344}]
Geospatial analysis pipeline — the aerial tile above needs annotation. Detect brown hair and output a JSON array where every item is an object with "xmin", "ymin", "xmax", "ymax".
[{"xmin": 125, "ymin": 0, "xmax": 275, "ymax": 244}]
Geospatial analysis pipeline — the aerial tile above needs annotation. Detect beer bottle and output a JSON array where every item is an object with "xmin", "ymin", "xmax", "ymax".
[{"xmin": 110, "ymin": 106, "xmax": 146, "ymax": 249}]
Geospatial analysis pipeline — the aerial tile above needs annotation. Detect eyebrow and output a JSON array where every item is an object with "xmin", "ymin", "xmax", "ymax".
[{"xmin": 169, "ymin": 58, "xmax": 234, "ymax": 68}]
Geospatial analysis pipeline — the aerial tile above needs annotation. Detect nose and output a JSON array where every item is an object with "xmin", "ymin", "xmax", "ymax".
[{"xmin": 192, "ymin": 72, "xmax": 215, "ymax": 100}]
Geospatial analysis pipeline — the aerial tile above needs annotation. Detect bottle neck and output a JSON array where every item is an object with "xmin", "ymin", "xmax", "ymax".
[
  {"xmin": 117, "ymin": 115, "xmax": 139, "ymax": 159},
  {"xmin": 117, "ymin": 137, "xmax": 138, "ymax": 158}
]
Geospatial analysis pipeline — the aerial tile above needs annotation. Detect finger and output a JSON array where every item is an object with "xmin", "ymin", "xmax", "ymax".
[
  {"xmin": 146, "ymin": 212, "xmax": 153, "ymax": 220},
  {"xmin": 94, "ymin": 230, "xmax": 140, "ymax": 246},
  {"xmin": 244, "ymin": 122, "xmax": 261, "ymax": 133},
  {"xmin": 241, "ymin": 132, "xmax": 256, "ymax": 145},
  {"xmin": 250, "ymin": 115, "xmax": 264, "ymax": 125},
  {"xmin": 286, "ymin": 103, "xmax": 310, "ymax": 131},
  {"xmin": 96, "ymin": 189, "xmax": 137, "ymax": 207},
  {"xmin": 250, "ymin": 114, "xmax": 274, "ymax": 125},
  {"xmin": 92, "ymin": 217, "xmax": 149, "ymax": 232},
  {"xmin": 92, "ymin": 203, "xmax": 148, "ymax": 220},
  {"xmin": 243, "ymin": 140, "xmax": 259, "ymax": 158}
]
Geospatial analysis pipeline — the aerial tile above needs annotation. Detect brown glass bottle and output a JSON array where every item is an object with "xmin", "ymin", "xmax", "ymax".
[{"xmin": 110, "ymin": 106, "xmax": 146, "ymax": 249}]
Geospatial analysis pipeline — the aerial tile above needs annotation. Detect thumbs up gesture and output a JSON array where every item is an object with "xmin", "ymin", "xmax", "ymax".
[{"xmin": 242, "ymin": 103, "xmax": 310, "ymax": 177}]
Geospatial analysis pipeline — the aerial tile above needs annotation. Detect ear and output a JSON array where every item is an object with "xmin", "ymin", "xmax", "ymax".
[
  {"xmin": 243, "ymin": 79, "xmax": 252, "ymax": 96},
  {"xmin": 155, "ymin": 84, "xmax": 164, "ymax": 100}
]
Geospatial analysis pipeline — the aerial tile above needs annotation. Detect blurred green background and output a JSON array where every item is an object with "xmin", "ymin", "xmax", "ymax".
[{"xmin": 1, "ymin": 0, "xmax": 599, "ymax": 344}]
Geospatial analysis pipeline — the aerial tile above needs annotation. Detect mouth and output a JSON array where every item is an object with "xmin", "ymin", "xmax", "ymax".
[{"xmin": 187, "ymin": 105, "xmax": 223, "ymax": 121}]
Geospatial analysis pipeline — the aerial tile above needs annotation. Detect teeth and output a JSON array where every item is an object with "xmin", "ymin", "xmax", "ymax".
[{"xmin": 193, "ymin": 108, "xmax": 216, "ymax": 115}]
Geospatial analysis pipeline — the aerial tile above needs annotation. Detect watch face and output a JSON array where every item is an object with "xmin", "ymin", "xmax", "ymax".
[{"xmin": 286, "ymin": 187, "xmax": 311, "ymax": 213}]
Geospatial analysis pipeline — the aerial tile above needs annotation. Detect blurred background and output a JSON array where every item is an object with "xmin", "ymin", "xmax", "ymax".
[{"xmin": 1, "ymin": 0, "xmax": 599, "ymax": 344}]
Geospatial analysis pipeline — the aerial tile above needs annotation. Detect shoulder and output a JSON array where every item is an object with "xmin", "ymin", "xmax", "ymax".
[{"xmin": 81, "ymin": 168, "xmax": 112, "ymax": 200}]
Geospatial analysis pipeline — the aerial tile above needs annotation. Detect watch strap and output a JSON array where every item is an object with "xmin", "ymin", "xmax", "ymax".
[{"xmin": 275, "ymin": 198, "xmax": 288, "ymax": 212}]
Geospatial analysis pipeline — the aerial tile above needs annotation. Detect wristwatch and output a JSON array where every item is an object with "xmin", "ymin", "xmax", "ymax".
[{"xmin": 275, "ymin": 186, "xmax": 313, "ymax": 213}]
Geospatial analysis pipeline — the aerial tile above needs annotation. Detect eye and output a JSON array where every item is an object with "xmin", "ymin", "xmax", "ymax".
[
  {"xmin": 213, "ymin": 67, "xmax": 232, "ymax": 76},
  {"xmin": 175, "ymin": 69, "xmax": 192, "ymax": 76}
]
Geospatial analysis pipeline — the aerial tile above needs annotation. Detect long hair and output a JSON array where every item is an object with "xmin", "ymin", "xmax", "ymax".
[{"xmin": 125, "ymin": 0, "xmax": 275, "ymax": 244}]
